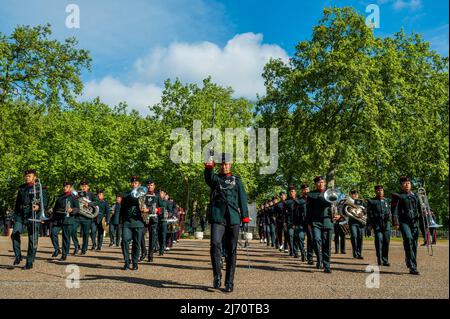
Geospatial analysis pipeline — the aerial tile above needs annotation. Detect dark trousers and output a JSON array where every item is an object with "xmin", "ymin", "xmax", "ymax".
[
  {"xmin": 264, "ymin": 223, "xmax": 276, "ymax": 247},
  {"xmin": 312, "ymin": 225, "xmax": 332, "ymax": 270},
  {"xmin": 334, "ymin": 224, "xmax": 346, "ymax": 253},
  {"xmin": 91, "ymin": 222, "xmax": 104, "ymax": 249},
  {"xmin": 61, "ymin": 224, "xmax": 72, "ymax": 256},
  {"xmin": 210, "ymin": 223, "xmax": 240, "ymax": 285},
  {"xmin": 109, "ymin": 223, "xmax": 121, "ymax": 246},
  {"xmin": 140, "ymin": 226, "xmax": 148, "ymax": 257},
  {"xmin": 294, "ymin": 225, "xmax": 306, "ymax": 259},
  {"xmin": 148, "ymin": 223, "xmax": 158, "ymax": 259},
  {"xmin": 121, "ymin": 226, "xmax": 144, "ymax": 265},
  {"xmin": 72, "ymin": 218, "xmax": 91, "ymax": 253},
  {"xmin": 276, "ymin": 223, "xmax": 284, "ymax": 247},
  {"xmin": 158, "ymin": 222, "xmax": 167, "ymax": 254},
  {"xmin": 374, "ymin": 226, "xmax": 390, "ymax": 264},
  {"xmin": 286, "ymin": 226, "xmax": 294, "ymax": 255},
  {"xmin": 258, "ymin": 224, "xmax": 265, "ymax": 241},
  {"xmin": 306, "ymin": 227, "xmax": 314, "ymax": 262},
  {"xmin": 51, "ymin": 222, "xmax": 61, "ymax": 251},
  {"xmin": 12, "ymin": 220, "xmax": 40, "ymax": 264},
  {"xmin": 350, "ymin": 222, "xmax": 364, "ymax": 258},
  {"xmin": 400, "ymin": 222, "xmax": 419, "ymax": 271}
]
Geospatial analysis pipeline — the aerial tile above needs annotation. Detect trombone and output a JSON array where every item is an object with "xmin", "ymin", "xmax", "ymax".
[{"xmin": 417, "ymin": 187, "xmax": 442, "ymax": 256}]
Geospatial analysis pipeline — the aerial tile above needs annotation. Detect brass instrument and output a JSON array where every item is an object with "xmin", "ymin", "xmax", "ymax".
[
  {"xmin": 78, "ymin": 196, "xmax": 99, "ymax": 219},
  {"xmin": 342, "ymin": 197, "xmax": 367, "ymax": 225},
  {"xmin": 131, "ymin": 186, "xmax": 156, "ymax": 224},
  {"xmin": 28, "ymin": 178, "xmax": 48, "ymax": 223},
  {"xmin": 417, "ymin": 187, "xmax": 442, "ymax": 256},
  {"xmin": 324, "ymin": 188, "xmax": 343, "ymax": 221}
]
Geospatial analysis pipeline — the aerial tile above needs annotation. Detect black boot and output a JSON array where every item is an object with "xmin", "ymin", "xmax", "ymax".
[
  {"xmin": 123, "ymin": 262, "xmax": 130, "ymax": 270},
  {"xmin": 213, "ymin": 275, "xmax": 221, "ymax": 289},
  {"xmin": 224, "ymin": 282, "xmax": 234, "ymax": 293},
  {"xmin": 131, "ymin": 264, "xmax": 139, "ymax": 271},
  {"xmin": 23, "ymin": 262, "xmax": 33, "ymax": 270},
  {"xmin": 60, "ymin": 255, "xmax": 67, "ymax": 261},
  {"xmin": 13, "ymin": 256, "xmax": 22, "ymax": 265},
  {"xmin": 73, "ymin": 246, "xmax": 79, "ymax": 255},
  {"xmin": 52, "ymin": 249, "xmax": 61, "ymax": 257}
]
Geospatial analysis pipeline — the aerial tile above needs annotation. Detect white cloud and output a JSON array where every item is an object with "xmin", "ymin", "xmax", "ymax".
[
  {"xmin": 134, "ymin": 33, "xmax": 290, "ymax": 98},
  {"xmin": 83, "ymin": 33, "xmax": 290, "ymax": 116},
  {"xmin": 393, "ymin": 0, "xmax": 422, "ymax": 11},
  {"xmin": 83, "ymin": 76, "xmax": 163, "ymax": 115}
]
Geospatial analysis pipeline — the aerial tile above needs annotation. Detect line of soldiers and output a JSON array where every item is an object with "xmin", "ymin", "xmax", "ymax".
[
  {"xmin": 11, "ymin": 169, "xmax": 183, "ymax": 270},
  {"xmin": 257, "ymin": 176, "xmax": 425, "ymax": 275}
]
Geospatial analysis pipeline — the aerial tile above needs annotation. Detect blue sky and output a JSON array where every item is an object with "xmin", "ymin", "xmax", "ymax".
[{"xmin": 1, "ymin": 0, "xmax": 448, "ymax": 114}]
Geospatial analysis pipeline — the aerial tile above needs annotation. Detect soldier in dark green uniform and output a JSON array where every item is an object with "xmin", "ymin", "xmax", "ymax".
[
  {"xmin": 140, "ymin": 178, "xmax": 161, "ymax": 262},
  {"xmin": 52, "ymin": 182, "xmax": 80, "ymax": 260},
  {"xmin": 391, "ymin": 176, "xmax": 421, "ymax": 275},
  {"xmin": 91, "ymin": 189, "xmax": 110, "ymax": 251},
  {"xmin": 205, "ymin": 153, "xmax": 249, "ymax": 293},
  {"xmin": 307, "ymin": 176, "xmax": 335, "ymax": 273},
  {"xmin": 12, "ymin": 169, "xmax": 49, "ymax": 269},
  {"xmin": 366, "ymin": 185, "xmax": 391, "ymax": 266},
  {"xmin": 300, "ymin": 183, "xmax": 314, "ymax": 265},
  {"xmin": 157, "ymin": 189, "xmax": 170, "ymax": 256},
  {"xmin": 108, "ymin": 194, "xmax": 122, "ymax": 247},
  {"xmin": 72, "ymin": 181, "xmax": 98, "ymax": 255},
  {"xmin": 120, "ymin": 176, "xmax": 145, "ymax": 270},
  {"xmin": 294, "ymin": 186, "xmax": 308, "ymax": 262},
  {"xmin": 264, "ymin": 199, "xmax": 276, "ymax": 248},
  {"xmin": 257, "ymin": 204, "xmax": 265, "ymax": 243},
  {"xmin": 348, "ymin": 190, "xmax": 365, "ymax": 259},
  {"xmin": 284, "ymin": 186, "xmax": 297, "ymax": 257},
  {"xmin": 275, "ymin": 192, "xmax": 287, "ymax": 251}
]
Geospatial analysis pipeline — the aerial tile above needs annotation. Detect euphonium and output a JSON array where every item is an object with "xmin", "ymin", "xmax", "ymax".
[
  {"xmin": 131, "ymin": 186, "xmax": 151, "ymax": 224},
  {"xmin": 324, "ymin": 188, "xmax": 343, "ymax": 221},
  {"xmin": 343, "ymin": 197, "xmax": 367, "ymax": 225}
]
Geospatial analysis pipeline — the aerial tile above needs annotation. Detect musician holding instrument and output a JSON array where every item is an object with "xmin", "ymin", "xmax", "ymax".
[
  {"xmin": 366, "ymin": 185, "xmax": 391, "ymax": 266},
  {"xmin": 52, "ymin": 181, "xmax": 80, "ymax": 260},
  {"xmin": 120, "ymin": 176, "xmax": 145, "ymax": 270},
  {"xmin": 108, "ymin": 193, "xmax": 122, "ymax": 247},
  {"xmin": 298, "ymin": 183, "xmax": 315, "ymax": 265},
  {"xmin": 140, "ymin": 178, "xmax": 161, "ymax": 262},
  {"xmin": 391, "ymin": 176, "xmax": 421, "ymax": 275},
  {"xmin": 91, "ymin": 189, "xmax": 110, "ymax": 251},
  {"xmin": 12, "ymin": 169, "xmax": 49, "ymax": 269},
  {"xmin": 348, "ymin": 190, "xmax": 365, "ymax": 259},
  {"xmin": 307, "ymin": 176, "xmax": 335, "ymax": 273},
  {"xmin": 205, "ymin": 152, "xmax": 250, "ymax": 293},
  {"xmin": 72, "ymin": 180, "xmax": 99, "ymax": 255}
]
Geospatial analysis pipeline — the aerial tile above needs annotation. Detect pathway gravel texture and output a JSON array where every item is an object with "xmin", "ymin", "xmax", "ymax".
[{"xmin": 0, "ymin": 236, "xmax": 448, "ymax": 299}]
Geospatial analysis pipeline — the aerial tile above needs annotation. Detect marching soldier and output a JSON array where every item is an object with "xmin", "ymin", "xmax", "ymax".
[
  {"xmin": 157, "ymin": 190, "xmax": 170, "ymax": 256},
  {"xmin": 275, "ymin": 192, "xmax": 287, "ymax": 251},
  {"xmin": 257, "ymin": 204, "xmax": 266, "ymax": 243},
  {"xmin": 264, "ymin": 200, "xmax": 276, "ymax": 248},
  {"xmin": 12, "ymin": 169, "xmax": 49, "ymax": 269},
  {"xmin": 91, "ymin": 189, "xmax": 110, "ymax": 251},
  {"xmin": 348, "ymin": 190, "xmax": 364, "ymax": 259},
  {"xmin": 333, "ymin": 212, "xmax": 346, "ymax": 254},
  {"xmin": 205, "ymin": 153, "xmax": 249, "ymax": 293},
  {"xmin": 140, "ymin": 178, "xmax": 161, "ymax": 262},
  {"xmin": 284, "ymin": 186, "xmax": 297, "ymax": 257},
  {"xmin": 300, "ymin": 183, "xmax": 314, "ymax": 265},
  {"xmin": 52, "ymin": 182, "xmax": 80, "ymax": 260},
  {"xmin": 294, "ymin": 186, "xmax": 308, "ymax": 262},
  {"xmin": 307, "ymin": 176, "xmax": 334, "ymax": 273},
  {"xmin": 120, "ymin": 176, "xmax": 145, "ymax": 270},
  {"xmin": 109, "ymin": 194, "xmax": 122, "ymax": 247},
  {"xmin": 366, "ymin": 185, "xmax": 391, "ymax": 266},
  {"xmin": 391, "ymin": 176, "xmax": 421, "ymax": 275},
  {"xmin": 72, "ymin": 180, "xmax": 98, "ymax": 255}
]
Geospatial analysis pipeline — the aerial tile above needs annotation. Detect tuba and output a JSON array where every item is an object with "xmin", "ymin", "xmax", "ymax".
[
  {"xmin": 342, "ymin": 197, "xmax": 367, "ymax": 225},
  {"xmin": 417, "ymin": 187, "xmax": 442, "ymax": 256}
]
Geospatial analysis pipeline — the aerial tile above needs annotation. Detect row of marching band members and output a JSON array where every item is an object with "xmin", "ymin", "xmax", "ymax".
[
  {"xmin": 11, "ymin": 169, "xmax": 185, "ymax": 270},
  {"xmin": 256, "ymin": 175, "xmax": 441, "ymax": 275}
]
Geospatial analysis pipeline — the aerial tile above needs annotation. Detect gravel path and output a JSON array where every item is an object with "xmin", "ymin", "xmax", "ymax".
[{"xmin": 0, "ymin": 237, "xmax": 448, "ymax": 299}]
